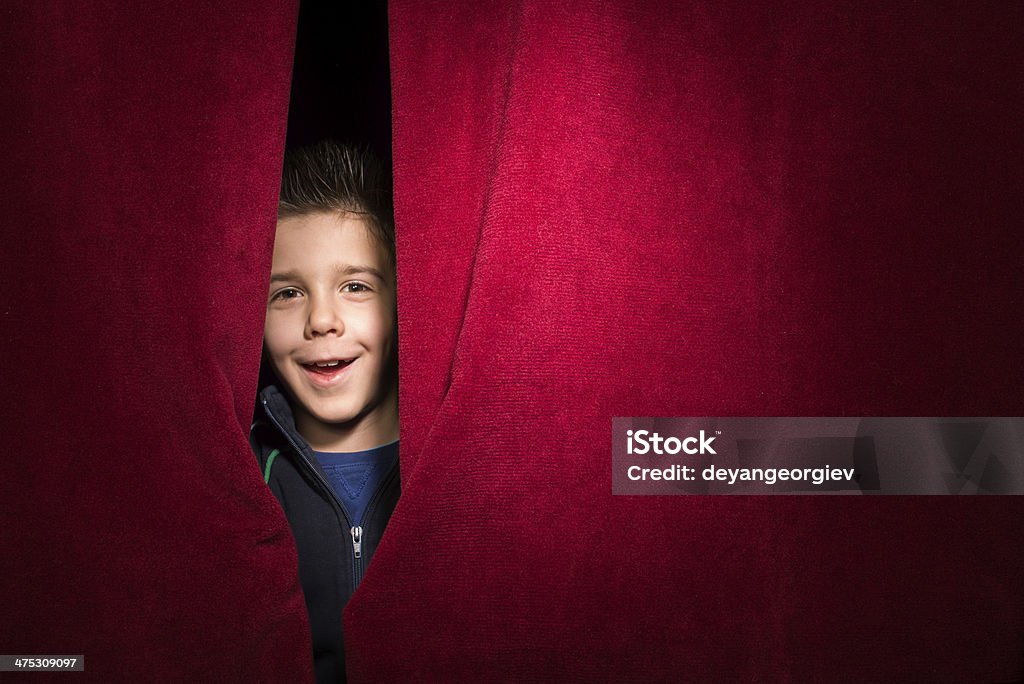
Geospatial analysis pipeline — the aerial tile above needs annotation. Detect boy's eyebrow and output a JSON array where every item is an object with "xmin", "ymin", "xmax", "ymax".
[
  {"xmin": 269, "ymin": 270, "xmax": 302, "ymax": 284},
  {"xmin": 269, "ymin": 266, "xmax": 388, "ymax": 284},
  {"xmin": 336, "ymin": 264, "xmax": 387, "ymax": 282}
]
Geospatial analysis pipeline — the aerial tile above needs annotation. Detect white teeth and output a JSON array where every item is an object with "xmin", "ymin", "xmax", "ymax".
[{"xmin": 314, "ymin": 361, "xmax": 341, "ymax": 367}]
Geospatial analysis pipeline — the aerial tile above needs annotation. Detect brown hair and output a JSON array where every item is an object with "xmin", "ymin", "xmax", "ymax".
[{"xmin": 278, "ymin": 141, "xmax": 395, "ymax": 269}]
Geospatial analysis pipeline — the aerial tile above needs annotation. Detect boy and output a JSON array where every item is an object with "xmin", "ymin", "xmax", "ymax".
[{"xmin": 250, "ymin": 141, "xmax": 399, "ymax": 683}]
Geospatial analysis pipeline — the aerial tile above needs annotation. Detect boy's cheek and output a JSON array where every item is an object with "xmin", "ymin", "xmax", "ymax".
[{"xmin": 263, "ymin": 310, "xmax": 295, "ymax": 343}]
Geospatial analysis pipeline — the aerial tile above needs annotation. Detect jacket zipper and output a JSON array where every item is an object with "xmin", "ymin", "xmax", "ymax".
[
  {"xmin": 261, "ymin": 396, "xmax": 397, "ymax": 594},
  {"xmin": 261, "ymin": 397, "xmax": 362, "ymax": 592},
  {"xmin": 349, "ymin": 461, "xmax": 398, "ymax": 588}
]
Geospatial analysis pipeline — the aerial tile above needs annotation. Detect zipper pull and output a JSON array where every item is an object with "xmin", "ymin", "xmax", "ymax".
[{"xmin": 351, "ymin": 526, "xmax": 363, "ymax": 559}]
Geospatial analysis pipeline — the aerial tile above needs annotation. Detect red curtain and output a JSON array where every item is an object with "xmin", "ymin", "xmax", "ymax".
[
  {"xmin": 4, "ymin": 1, "xmax": 1023, "ymax": 682},
  {"xmin": 1, "ymin": 3, "xmax": 313, "ymax": 681},
  {"xmin": 346, "ymin": 1, "xmax": 1024, "ymax": 681}
]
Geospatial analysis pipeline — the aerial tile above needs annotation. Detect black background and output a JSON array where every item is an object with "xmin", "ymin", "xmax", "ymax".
[{"xmin": 285, "ymin": 0, "xmax": 392, "ymax": 165}]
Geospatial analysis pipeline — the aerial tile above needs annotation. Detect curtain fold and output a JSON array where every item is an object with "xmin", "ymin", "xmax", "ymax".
[
  {"xmin": 348, "ymin": 1, "xmax": 1024, "ymax": 680},
  {"xmin": 4, "ymin": 2, "xmax": 1022, "ymax": 681},
  {"xmin": 1, "ymin": 3, "xmax": 313, "ymax": 680}
]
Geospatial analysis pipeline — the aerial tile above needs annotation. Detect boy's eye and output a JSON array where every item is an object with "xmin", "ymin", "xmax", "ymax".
[
  {"xmin": 342, "ymin": 282, "xmax": 371, "ymax": 294},
  {"xmin": 271, "ymin": 287, "xmax": 303, "ymax": 302}
]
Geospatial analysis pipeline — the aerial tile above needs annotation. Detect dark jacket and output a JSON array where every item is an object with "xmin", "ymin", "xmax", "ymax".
[{"xmin": 250, "ymin": 384, "xmax": 401, "ymax": 684}]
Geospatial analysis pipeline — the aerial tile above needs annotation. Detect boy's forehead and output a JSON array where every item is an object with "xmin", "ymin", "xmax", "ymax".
[
  {"xmin": 275, "ymin": 211, "xmax": 373, "ymax": 241},
  {"xmin": 272, "ymin": 213, "xmax": 390, "ymax": 274}
]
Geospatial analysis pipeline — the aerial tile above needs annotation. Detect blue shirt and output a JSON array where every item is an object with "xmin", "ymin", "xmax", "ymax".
[{"xmin": 313, "ymin": 441, "xmax": 398, "ymax": 527}]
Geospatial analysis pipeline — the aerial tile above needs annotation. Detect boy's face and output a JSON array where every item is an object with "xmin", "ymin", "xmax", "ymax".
[{"xmin": 264, "ymin": 212, "xmax": 396, "ymax": 442}]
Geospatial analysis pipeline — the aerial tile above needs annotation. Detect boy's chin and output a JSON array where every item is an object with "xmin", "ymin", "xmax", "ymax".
[{"xmin": 304, "ymin": 405, "xmax": 362, "ymax": 428}]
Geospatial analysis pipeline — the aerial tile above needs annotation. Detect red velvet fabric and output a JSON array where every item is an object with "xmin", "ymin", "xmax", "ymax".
[
  {"xmin": 1, "ymin": 3, "xmax": 313, "ymax": 681},
  {"xmin": 347, "ymin": 1, "xmax": 1024, "ymax": 681}
]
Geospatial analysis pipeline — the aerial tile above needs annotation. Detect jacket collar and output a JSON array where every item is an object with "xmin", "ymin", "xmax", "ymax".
[{"xmin": 258, "ymin": 384, "xmax": 313, "ymax": 458}]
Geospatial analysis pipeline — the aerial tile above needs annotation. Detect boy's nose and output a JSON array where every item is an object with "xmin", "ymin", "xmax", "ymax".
[{"xmin": 306, "ymin": 297, "xmax": 344, "ymax": 338}]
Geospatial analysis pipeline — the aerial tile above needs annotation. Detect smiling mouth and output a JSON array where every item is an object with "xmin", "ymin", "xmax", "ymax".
[
  {"xmin": 299, "ymin": 358, "xmax": 356, "ymax": 385},
  {"xmin": 301, "ymin": 359, "xmax": 355, "ymax": 374}
]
